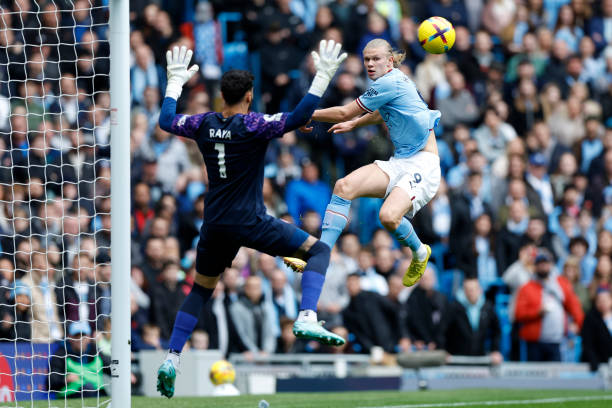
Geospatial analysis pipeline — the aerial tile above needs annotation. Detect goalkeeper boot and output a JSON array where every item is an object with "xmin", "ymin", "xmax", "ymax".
[
  {"xmin": 402, "ymin": 244, "xmax": 431, "ymax": 287},
  {"xmin": 283, "ymin": 257, "xmax": 307, "ymax": 273},
  {"xmin": 157, "ymin": 359, "xmax": 177, "ymax": 398},
  {"xmin": 293, "ymin": 320, "xmax": 346, "ymax": 346}
]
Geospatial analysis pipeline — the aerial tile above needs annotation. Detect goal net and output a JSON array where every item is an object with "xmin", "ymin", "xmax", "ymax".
[{"xmin": 0, "ymin": 0, "xmax": 114, "ymax": 405}]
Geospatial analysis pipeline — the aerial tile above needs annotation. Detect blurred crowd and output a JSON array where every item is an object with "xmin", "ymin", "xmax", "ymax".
[{"xmin": 1, "ymin": 1, "xmax": 612, "ymax": 395}]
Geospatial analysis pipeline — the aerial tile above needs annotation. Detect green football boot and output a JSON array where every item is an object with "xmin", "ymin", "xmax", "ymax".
[
  {"xmin": 403, "ymin": 244, "xmax": 431, "ymax": 287},
  {"xmin": 293, "ymin": 320, "xmax": 346, "ymax": 346},
  {"xmin": 157, "ymin": 359, "xmax": 177, "ymax": 398}
]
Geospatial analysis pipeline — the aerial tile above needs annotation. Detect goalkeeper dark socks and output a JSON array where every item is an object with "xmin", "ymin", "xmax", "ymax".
[
  {"xmin": 168, "ymin": 284, "xmax": 214, "ymax": 353},
  {"xmin": 299, "ymin": 240, "xmax": 331, "ymax": 312},
  {"xmin": 169, "ymin": 311, "xmax": 198, "ymax": 353},
  {"xmin": 320, "ymin": 194, "xmax": 351, "ymax": 248},
  {"xmin": 300, "ymin": 271, "xmax": 326, "ymax": 312}
]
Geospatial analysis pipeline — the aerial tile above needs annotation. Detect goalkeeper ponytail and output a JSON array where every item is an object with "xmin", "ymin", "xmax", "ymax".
[{"xmin": 364, "ymin": 38, "xmax": 405, "ymax": 68}]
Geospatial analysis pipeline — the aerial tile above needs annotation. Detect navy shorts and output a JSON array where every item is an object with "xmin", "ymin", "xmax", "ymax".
[{"xmin": 195, "ymin": 215, "xmax": 309, "ymax": 277}]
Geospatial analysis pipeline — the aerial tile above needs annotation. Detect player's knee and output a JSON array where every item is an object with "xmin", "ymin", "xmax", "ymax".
[
  {"xmin": 379, "ymin": 207, "xmax": 402, "ymax": 231},
  {"xmin": 333, "ymin": 177, "xmax": 354, "ymax": 200}
]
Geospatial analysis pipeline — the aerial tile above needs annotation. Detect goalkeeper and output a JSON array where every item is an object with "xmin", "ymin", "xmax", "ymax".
[{"xmin": 156, "ymin": 41, "xmax": 347, "ymax": 398}]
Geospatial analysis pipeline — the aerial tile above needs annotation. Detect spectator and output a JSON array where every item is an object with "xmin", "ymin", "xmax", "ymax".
[
  {"xmin": 191, "ymin": 329, "xmax": 209, "ymax": 350},
  {"xmin": 191, "ymin": 1, "xmax": 222, "ymax": 96},
  {"xmin": 285, "ymin": 159, "xmax": 331, "ymax": 226},
  {"xmin": 428, "ymin": 0, "xmax": 469, "ymax": 29},
  {"xmin": 559, "ymin": 236, "xmax": 597, "ymax": 287},
  {"xmin": 49, "ymin": 321, "xmax": 111, "ymax": 398},
  {"xmin": 577, "ymin": 117, "xmax": 605, "ymax": 173},
  {"xmin": 276, "ymin": 317, "xmax": 307, "ymax": 353},
  {"xmin": 450, "ymin": 171, "xmax": 491, "ymax": 267},
  {"xmin": 318, "ymin": 246, "xmax": 352, "ymax": 327},
  {"xmin": 587, "ymin": 0, "xmax": 612, "ymax": 53},
  {"xmin": 133, "ymin": 182, "xmax": 154, "ymax": 237},
  {"xmin": 373, "ymin": 246, "xmax": 396, "ymax": 282},
  {"xmin": 474, "ymin": 106, "xmax": 518, "ymax": 163},
  {"xmin": 588, "ymin": 255, "xmax": 612, "ymax": 301},
  {"xmin": 94, "ymin": 252, "xmax": 112, "ymax": 331},
  {"xmin": 259, "ymin": 23, "xmax": 303, "ymax": 113},
  {"xmin": 509, "ymin": 79, "xmax": 542, "ymax": 136},
  {"xmin": 405, "ymin": 267, "xmax": 447, "ymax": 350},
  {"xmin": 0, "ymin": 257, "xmax": 15, "ymax": 310},
  {"xmin": 515, "ymin": 249, "xmax": 584, "ymax": 361},
  {"xmin": 138, "ymin": 125, "xmax": 191, "ymax": 192},
  {"xmin": 441, "ymin": 277, "xmax": 502, "ymax": 364},
  {"xmin": 229, "ymin": 275, "xmax": 277, "ymax": 357},
  {"xmin": 138, "ymin": 324, "xmax": 166, "ymax": 350},
  {"xmin": 141, "ymin": 237, "xmax": 166, "ymax": 283},
  {"xmin": 357, "ymin": 12, "xmax": 394, "ymax": 57},
  {"xmin": 355, "ymin": 247, "xmax": 389, "ymax": 296},
  {"xmin": 437, "ymin": 70, "xmax": 479, "ymax": 130},
  {"xmin": 0, "ymin": 281, "xmax": 31, "ymax": 341},
  {"xmin": 343, "ymin": 272, "xmax": 404, "ymax": 353},
  {"xmin": 55, "ymin": 253, "xmax": 97, "ymax": 334},
  {"xmin": 130, "ymin": 44, "xmax": 160, "ymax": 106},
  {"xmin": 550, "ymin": 153, "xmax": 579, "ymax": 201},
  {"xmin": 526, "ymin": 153, "xmax": 555, "ymax": 215},
  {"xmin": 178, "ymin": 193, "xmax": 204, "ymax": 253},
  {"xmin": 150, "ymin": 260, "xmax": 188, "ymax": 340},
  {"xmin": 496, "ymin": 200, "xmax": 530, "ymax": 273},
  {"xmin": 562, "ymin": 256, "xmax": 591, "ymax": 314},
  {"xmin": 503, "ymin": 239, "xmax": 534, "ymax": 297},
  {"xmin": 470, "ymin": 213, "xmax": 498, "ymax": 290},
  {"xmin": 548, "ymin": 96, "xmax": 585, "ymax": 148},
  {"xmin": 482, "ymin": 0, "xmax": 516, "ymax": 36},
  {"xmin": 387, "ymin": 274, "xmax": 411, "ymax": 352},
  {"xmin": 554, "ymin": 4, "xmax": 584, "ymax": 53},
  {"xmin": 269, "ymin": 268, "xmax": 298, "ymax": 321},
  {"xmin": 581, "ymin": 289, "xmax": 612, "ymax": 371},
  {"xmin": 20, "ymin": 252, "xmax": 62, "ymax": 343}
]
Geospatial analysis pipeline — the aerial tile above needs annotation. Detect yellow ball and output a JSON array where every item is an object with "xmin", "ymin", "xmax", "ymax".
[
  {"xmin": 418, "ymin": 16, "xmax": 455, "ymax": 54},
  {"xmin": 209, "ymin": 360, "xmax": 236, "ymax": 385}
]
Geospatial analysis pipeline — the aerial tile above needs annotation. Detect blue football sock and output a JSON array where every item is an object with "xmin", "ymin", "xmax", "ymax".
[
  {"xmin": 299, "ymin": 240, "xmax": 331, "ymax": 311},
  {"xmin": 168, "ymin": 284, "xmax": 214, "ymax": 353},
  {"xmin": 320, "ymin": 195, "xmax": 351, "ymax": 248},
  {"xmin": 391, "ymin": 218, "xmax": 423, "ymax": 253},
  {"xmin": 300, "ymin": 271, "xmax": 326, "ymax": 311}
]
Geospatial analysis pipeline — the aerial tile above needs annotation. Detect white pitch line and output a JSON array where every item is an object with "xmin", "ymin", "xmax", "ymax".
[{"xmin": 358, "ymin": 394, "xmax": 612, "ymax": 408}]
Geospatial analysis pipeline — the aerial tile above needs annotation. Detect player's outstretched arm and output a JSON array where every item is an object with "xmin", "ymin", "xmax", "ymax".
[
  {"xmin": 310, "ymin": 100, "xmax": 366, "ymax": 124},
  {"xmin": 283, "ymin": 40, "xmax": 347, "ymax": 132},
  {"xmin": 328, "ymin": 110, "xmax": 383, "ymax": 134},
  {"xmin": 158, "ymin": 46, "xmax": 209, "ymax": 138}
]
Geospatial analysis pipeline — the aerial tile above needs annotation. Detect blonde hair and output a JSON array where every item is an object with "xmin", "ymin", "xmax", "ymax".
[{"xmin": 364, "ymin": 38, "xmax": 406, "ymax": 68}]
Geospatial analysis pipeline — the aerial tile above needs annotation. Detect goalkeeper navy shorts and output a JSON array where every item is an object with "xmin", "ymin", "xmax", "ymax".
[{"xmin": 195, "ymin": 214, "xmax": 309, "ymax": 277}]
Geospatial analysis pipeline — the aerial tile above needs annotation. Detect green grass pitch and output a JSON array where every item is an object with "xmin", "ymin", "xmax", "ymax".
[{"xmin": 31, "ymin": 389, "xmax": 612, "ymax": 408}]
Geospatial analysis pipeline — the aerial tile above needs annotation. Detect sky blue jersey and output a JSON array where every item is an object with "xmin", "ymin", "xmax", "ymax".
[{"xmin": 356, "ymin": 68, "xmax": 441, "ymax": 158}]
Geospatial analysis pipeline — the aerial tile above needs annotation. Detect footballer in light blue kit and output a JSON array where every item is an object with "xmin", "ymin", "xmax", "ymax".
[{"xmin": 285, "ymin": 38, "xmax": 442, "ymax": 289}]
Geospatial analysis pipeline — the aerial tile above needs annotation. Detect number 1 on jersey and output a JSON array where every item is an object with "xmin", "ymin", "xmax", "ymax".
[{"xmin": 214, "ymin": 143, "xmax": 227, "ymax": 179}]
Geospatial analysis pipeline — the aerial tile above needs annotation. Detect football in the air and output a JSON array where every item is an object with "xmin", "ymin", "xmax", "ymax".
[
  {"xmin": 418, "ymin": 16, "xmax": 455, "ymax": 54},
  {"xmin": 209, "ymin": 360, "xmax": 236, "ymax": 385}
]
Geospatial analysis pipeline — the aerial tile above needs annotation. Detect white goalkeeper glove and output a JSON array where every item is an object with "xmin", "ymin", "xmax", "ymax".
[
  {"xmin": 309, "ymin": 39, "xmax": 348, "ymax": 97},
  {"xmin": 165, "ymin": 45, "xmax": 200, "ymax": 100}
]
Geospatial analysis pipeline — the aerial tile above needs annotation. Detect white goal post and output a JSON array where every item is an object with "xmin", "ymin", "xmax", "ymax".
[
  {"xmin": 109, "ymin": 0, "xmax": 131, "ymax": 406},
  {"xmin": 0, "ymin": 0, "xmax": 131, "ymax": 405}
]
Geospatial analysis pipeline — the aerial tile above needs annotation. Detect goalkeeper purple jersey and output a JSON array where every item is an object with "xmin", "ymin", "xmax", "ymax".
[{"xmin": 168, "ymin": 111, "xmax": 288, "ymax": 225}]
